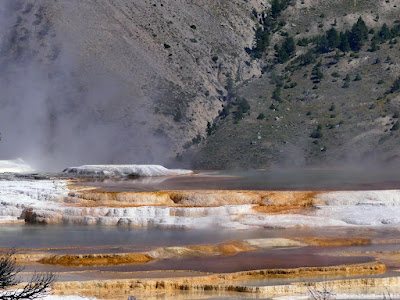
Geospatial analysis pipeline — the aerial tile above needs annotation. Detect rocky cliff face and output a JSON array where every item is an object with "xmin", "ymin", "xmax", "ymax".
[{"xmin": 0, "ymin": 0, "xmax": 263, "ymax": 169}]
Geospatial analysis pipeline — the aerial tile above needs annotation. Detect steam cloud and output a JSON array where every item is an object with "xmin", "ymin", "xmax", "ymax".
[{"xmin": 0, "ymin": 0, "xmax": 171, "ymax": 172}]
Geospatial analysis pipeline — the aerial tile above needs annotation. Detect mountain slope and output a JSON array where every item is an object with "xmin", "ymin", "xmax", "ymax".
[
  {"xmin": 0, "ymin": 0, "xmax": 262, "ymax": 169},
  {"xmin": 1, "ymin": 0, "xmax": 400, "ymax": 170},
  {"xmin": 188, "ymin": 0, "xmax": 400, "ymax": 169}
]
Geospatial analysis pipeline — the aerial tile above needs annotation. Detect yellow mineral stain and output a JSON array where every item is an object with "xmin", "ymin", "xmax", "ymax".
[
  {"xmin": 298, "ymin": 237, "xmax": 372, "ymax": 247},
  {"xmin": 50, "ymin": 261, "xmax": 386, "ymax": 299}
]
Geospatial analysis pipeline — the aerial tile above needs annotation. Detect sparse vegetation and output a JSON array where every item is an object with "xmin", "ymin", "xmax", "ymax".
[
  {"xmin": 391, "ymin": 121, "xmax": 399, "ymax": 131},
  {"xmin": 177, "ymin": 0, "xmax": 400, "ymax": 168},
  {"xmin": 272, "ymin": 87, "xmax": 283, "ymax": 102},
  {"xmin": 390, "ymin": 76, "xmax": 400, "ymax": 93},
  {"xmin": 0, "ymin": 249, "xmax": 56, "ymax": 300},
  {"xmin": 276, "ymin": 35, "xmax": 296, "ymax": 63},
  {"xmin": 311, "ymin": 124, "xmax": 323, "ymax": 139},
  {"xmin": 257, "ymin": 113, "xmax": 265, "ymax": 120},
  {"xmin": 173, "ymin": 109, "xmax": 182, "ymax": 122},
  {"xmin": 354, "ymin": 74, "xmax": 362, "ymax": 81}
]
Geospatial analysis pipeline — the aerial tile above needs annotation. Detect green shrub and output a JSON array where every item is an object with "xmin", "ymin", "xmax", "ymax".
[
  {"xmin": 272, "ymin": 87, "xmax": 283, "ymax": 102},
  {"xmin": 311, "ymin": 127, "xmax": 323, "ymax": 138},
  {"xmin": 391, "ymin": 121, "xmax": 399, "ymax": 131},
  {"xmin": 234, "ymin": 108, "xmax": 244, "ymax": 121},
  {"xmin": 174, "ymin": 110, "xmax": 182, "ymax": 122},
  {"xmin": 192, "ymin": 134, "xmax": 202, "ymax": 144},
  {"xmin": 238, "ymin": 97, "xmax": 250, "ymax": 113},
  {"xmin": 354, "ymin": 74, "xmax": 362, "ymax": 81},
  {"xmin": 390, "ymin": 76, "xmax": 400, "ymax": 93},
  {"xmin": 257, "ymin": 113, "xmax": 265, "ymax": 120},
  {"xmin": 276, "ymin": 36, "xmax": 296, "ymax": 63},
  {"xmin": 206, "ymin": 122, "xmax": 217, "ymax": 135}
]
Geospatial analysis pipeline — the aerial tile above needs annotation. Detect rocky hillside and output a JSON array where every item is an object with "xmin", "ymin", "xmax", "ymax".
[
  {"xmin": 188, "ymin": 0, "xmax": 400, "ymax": 169},
  {"xmin": 0, "ymin": 0, "xmax": 400, "ymax": 170},
  {"xmin": 0, "ymin": 0, "xmax": 263, "ymax": 169}
]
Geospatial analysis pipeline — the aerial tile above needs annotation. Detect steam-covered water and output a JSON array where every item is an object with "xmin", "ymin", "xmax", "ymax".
[
  {"xmin": 0, "ymin": 224, "xmax": 271, "ymax": 250},
  {"xmin": 2, "ymin": 225, "xmax": 392, "ymax": 278},
  {"xmin": 83, "ymin": 168, "xmax": 400, "ymax": 192},
  {"xmin": 2, "ymin": 224, "xmax": 400, "ymax": 251}
]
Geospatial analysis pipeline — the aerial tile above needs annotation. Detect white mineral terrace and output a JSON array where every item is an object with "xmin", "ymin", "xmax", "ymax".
[
  {"xmin": 62, "ymin": 164, "xmax": 193, "ymax": 177},
  {"xmin": 1, "ymin": 177, "xmax": 400, "ymax": 229},
  {"xmin": 0, "ymin": 158, "xmax": 35, "ymax": 173}
]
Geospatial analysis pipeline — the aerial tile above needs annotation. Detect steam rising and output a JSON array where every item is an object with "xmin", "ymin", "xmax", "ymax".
[{"xmin": 0, "ymin": 0, "xmax": 171, "ymax": 171}]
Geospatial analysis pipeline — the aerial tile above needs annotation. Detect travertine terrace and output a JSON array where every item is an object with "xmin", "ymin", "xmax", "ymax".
[{"xmin": 1, "ymin": 166, "xmax": 400, "ymax": 299}]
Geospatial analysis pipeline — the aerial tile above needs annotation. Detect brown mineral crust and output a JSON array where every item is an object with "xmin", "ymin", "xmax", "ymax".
[
  {"xmin": 51, "ymin": 261, "xmax": 386, "ymax": 299},
  {"xmin": 65, "ymin": 189, "xmax": 323, "ymax": 208},
  {"xmin": 253, "ymin": 205, "xmax": 313, "ymax": 214},
  {"xmin": 298, "ymin": 237, "xmax": 372, "ymax": 247},
  {"xmin": 39, "ymin": 253, "xmax": 153, "ymax": 266},
  {"xmin": 66, "ymin": 190, "xmax": 174, "ymax": 206},
  {"xmin": 185, "ymin": 240, "xmax": 257, "ymax": 256},
  {"xmin": 37, "ymin": 241, "xmax": 258, "ymax": 266}
]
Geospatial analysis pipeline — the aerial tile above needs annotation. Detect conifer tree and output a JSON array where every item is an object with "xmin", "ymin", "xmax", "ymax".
[
  {"xmin": 271, "ymin": 0, "xmax": 282, "ymax": 18},
  {"xmin": 348, "ymin": 17, "xmax": 368, "ymax": 51},
  {"xmin": 379, "ymin": 23, "xmax": 392, "ymax": 41},
  {"xmin": 339, "ymin": 31, "xmax": 351, "ymax": 52},
  {"xmin": 326, "ymin": 28, "xmax": 340, "ymax": 49},
  {"xmin": 277, "ymin": 36, "xmax": 296, "ymax": 63}
]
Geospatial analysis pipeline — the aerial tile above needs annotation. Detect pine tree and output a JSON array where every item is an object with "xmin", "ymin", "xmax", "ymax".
[
  {"xmin": 238, "ymin": 97, "xmax": 250, "ymax": 113},
  {"xmin": 339, "ymin": 31, "xmax": 350, "ymax": 52},
  {"xmin": 277, "ymin": 36, "xmax": 296, "ymax": 63},
  {"xmin": 379, "ymin": 23, "xmax": 392, "ymax": 41},
  {"xmin": 271, "ymin": 0, "xmax": 282, "ymax": 18},
  {"xmin": 356, "ymin": 17, "xmax": 369, "ymax": 40},
  {"xmin": 316, "ymin": 35, "xmax": 330, "ymax": 53},
  {"xmin": 283, "ymin": 36, "xmax": 296, "ymax": 55},
  {"xmin": 369, "ymin": 39, "xmax": 378, "ymax": 52},
  {"xmin": 272, "ymin": 87, "xmax": 282, "ymax": 102},
  {"xmin": 348, "ymin": 17, "xmax": 369, "ymax": 51},
  {"xmin": 252, "ymin": 27, "xmax": 270, "ymax": 58},
  {"xmin": 326, "ymin": 27, "xmax": 340, "ymax": 49}
]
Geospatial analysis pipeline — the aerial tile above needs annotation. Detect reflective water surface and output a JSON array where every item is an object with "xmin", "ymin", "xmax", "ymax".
[{"xmin": 81, "ymin": 168, "xmax": 400, "ymax": 192}]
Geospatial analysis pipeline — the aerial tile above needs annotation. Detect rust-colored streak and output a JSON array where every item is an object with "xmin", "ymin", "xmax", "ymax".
[
  {"xmin": 298, "ymin": 237, "xmax": 372, "ymax": 247},
  {"xmin": 39, "ymin": 253, "xmax": 153, "ymax": 267}
]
